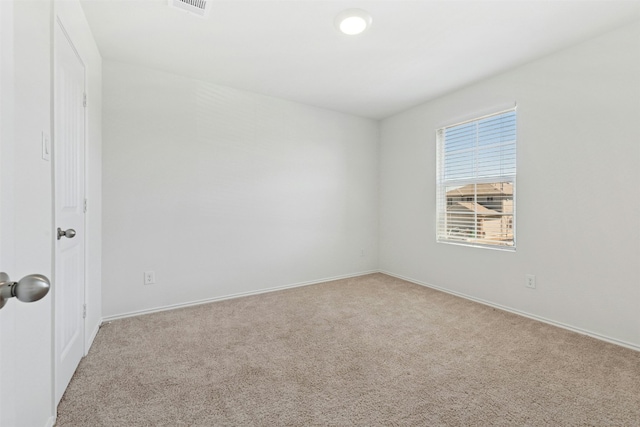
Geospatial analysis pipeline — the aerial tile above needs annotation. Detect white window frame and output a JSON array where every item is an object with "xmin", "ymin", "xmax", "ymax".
[{"xmin": 436, "ymin": 108, "xmax": 517, "ymax": 251}]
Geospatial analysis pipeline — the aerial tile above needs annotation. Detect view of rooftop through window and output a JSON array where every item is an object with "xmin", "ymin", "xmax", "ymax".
[{"xmin": 437, "ymin": 110, "xmax": 516, "ymax": 249}]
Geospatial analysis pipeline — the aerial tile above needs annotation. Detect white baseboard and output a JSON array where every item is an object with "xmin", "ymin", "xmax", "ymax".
[
  {"xmin": 380, "ymin": 270, "xmax": 640, "ymax": 353},
  {"xmin": 102, "ymin": 270, "xmax": 378, "ymax": 323},
  {"xmin": 45, "ymin": 415, "xmax": 55, "ymax": 427},
  {"xmin": 100, "ymin": 268, "xmax": 638, "ymax": 352}
]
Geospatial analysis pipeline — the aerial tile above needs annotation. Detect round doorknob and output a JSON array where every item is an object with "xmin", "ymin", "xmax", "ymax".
[
  {"xmin": 14, "ymin": 274, "xmax": 51, "ymax": 302},
  {"xmin": 57, "ymin": 228, "xmax": 76, "ymax": 240},
  {"xmin": 0, "ymin": 272, "xmax": 51, "ymax": 309}
]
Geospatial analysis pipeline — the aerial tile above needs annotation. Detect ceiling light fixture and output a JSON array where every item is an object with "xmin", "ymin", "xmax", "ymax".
[{"xmin": 335, "ymin": 9, "xmax": 372, "ymax": 35}]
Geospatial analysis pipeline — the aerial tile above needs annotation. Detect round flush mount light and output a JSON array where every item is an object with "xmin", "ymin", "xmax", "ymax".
[{"xmin": 335, "ymin": 9, "xmax": 372, "ymax": 35}]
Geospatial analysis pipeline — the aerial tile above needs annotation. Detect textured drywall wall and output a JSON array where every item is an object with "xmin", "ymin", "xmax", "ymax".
[
  {"xmin": 103, "ymin": 61, "xmax": 378, "ymax": 317},
  {"xmin": 379, "ymin": 22, "xmax": 640, "ymax": 348}
]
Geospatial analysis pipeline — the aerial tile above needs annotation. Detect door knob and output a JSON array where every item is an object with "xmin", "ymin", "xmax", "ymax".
[
  {"xmin": 57, "ymin": 228, "xmax": 76, "ymax": 240},
  {"xmin": 0, "ymin": 272, "xmax": 51, "ymax": 310}
]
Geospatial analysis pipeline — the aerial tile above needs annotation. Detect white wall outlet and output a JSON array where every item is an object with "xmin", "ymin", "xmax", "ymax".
[
  {"xmin": 525, "ymin": 274, "xmax": 536, "ymax": 289},
  {"xmin": 144, "ymin": 271, "xmax": 155, "ymax": 285}
]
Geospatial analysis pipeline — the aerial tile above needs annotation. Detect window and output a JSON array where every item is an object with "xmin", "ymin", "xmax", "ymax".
[{"xmin": 436, "ymin": 109, "xmax": 516, "ymax": 249}]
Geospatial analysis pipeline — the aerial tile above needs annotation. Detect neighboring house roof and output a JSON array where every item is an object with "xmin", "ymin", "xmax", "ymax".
[
  {"xmin": 448, "ymin": 201, "xmax": 500, "ymax": 215},
  {"xmin": 447, "ymin": 182, "xmax": 513, "ymax": 197}
]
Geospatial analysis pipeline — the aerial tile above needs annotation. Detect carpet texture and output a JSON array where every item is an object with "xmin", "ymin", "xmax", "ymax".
[{"xmin": 56, "ymin": 273, "xmax": 640, "ymax": 426}]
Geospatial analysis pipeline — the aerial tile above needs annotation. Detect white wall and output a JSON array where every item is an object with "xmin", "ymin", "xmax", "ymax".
[
  {"xmin": 379, "ymin": 22, "xmax": 640, "ymax": 349},
  {"xmin": 102, "ymin": 61, "xmax": 379, "ymax": 318},
  {"xmin": 54, "ymin": 0, "xmax": 103, "ymax": 356}
]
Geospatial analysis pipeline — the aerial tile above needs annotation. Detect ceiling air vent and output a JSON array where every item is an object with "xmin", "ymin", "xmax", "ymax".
[{"xmin": 168, "ymin": 0, "xmax": 211, "ymax": 18}]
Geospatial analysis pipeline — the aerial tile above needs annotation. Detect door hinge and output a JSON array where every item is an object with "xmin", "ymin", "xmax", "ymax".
[
  {"xmin": 82, "ymin": 303, "xmax": 87, "ymax": 319},
  {"xmin": 83, "ymin": 92, "xmax": 87, "ymax": 108},
  {"xmin": 83, "ymin": 198, "xmax": 88, "ymax": 213}
]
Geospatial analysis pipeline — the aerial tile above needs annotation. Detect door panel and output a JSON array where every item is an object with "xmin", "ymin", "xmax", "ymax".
[
  {"xmin": 54, "ymin": 19, "xmax": 86, "ymax": 405},
  {"xmin": 1, "ymin": 1, "xmax": 55, "ymax": 425},
  {"xmin": 59, "ymin": 247, "xmax": 81, "ymax": 359},
  {"xmin": 0, "ymin": 1, "xmax": 14, "ymax": 418}
]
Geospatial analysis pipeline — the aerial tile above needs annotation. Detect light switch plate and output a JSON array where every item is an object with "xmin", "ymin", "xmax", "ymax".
[{"xmin": 41, "ymin": 132, "xmax": 50, "ymax": 161}]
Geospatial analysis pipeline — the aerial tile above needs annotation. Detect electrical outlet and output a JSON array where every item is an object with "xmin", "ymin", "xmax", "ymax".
[
  {"xmin": 525, "ymin": 274, "xmax": 536, "ymax": 289},
  {"xmin": 144, "ymin": 271, "xmax": 155, "ymax": 285}
]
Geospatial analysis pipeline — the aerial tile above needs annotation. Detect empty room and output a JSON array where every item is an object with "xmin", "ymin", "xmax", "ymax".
[{"xmin": 1, "ymin": 0, "xmax": 639, "ymax": 425}]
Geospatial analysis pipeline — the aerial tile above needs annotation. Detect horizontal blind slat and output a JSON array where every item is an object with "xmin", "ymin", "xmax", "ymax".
[{"xmin": 436, "ymin": 109, "xmax": 516, "ymax": 249}]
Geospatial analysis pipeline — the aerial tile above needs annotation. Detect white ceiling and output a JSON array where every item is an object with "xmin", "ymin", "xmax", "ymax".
[{"xmin": 80, "ymin": 0, "xmax": 640, "ymax": 119}]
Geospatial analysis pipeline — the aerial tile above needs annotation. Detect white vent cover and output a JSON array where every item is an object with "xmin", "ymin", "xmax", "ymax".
[{"xmin": 168, "ymin": 0, "xmax": 210, "ymax": 18}]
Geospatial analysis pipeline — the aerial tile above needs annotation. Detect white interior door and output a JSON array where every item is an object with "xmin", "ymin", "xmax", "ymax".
[
  {"xmin": 54, "ymin": 19, "xmax": 86, "ymax": 405},
  {"xmin": 2, "ymin": 1, "xmax": 56, "ymax": 425},
  {"xmin": 0, "ymin": 2, "xmax": 16, "ymax": 423}
]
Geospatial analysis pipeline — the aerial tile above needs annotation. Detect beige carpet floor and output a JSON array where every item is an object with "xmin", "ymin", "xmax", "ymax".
[{"xmin": 56, "ymin": 273, "xmax": 640, "ymax": 426}]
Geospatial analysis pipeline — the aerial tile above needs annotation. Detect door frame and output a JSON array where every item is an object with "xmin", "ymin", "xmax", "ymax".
[{"xmin": 53, "ymin": 15, "xmax": 88, "ymax": 406}]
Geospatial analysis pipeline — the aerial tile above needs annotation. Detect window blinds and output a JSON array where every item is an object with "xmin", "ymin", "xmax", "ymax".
[{"xmin": 436, "ymin": 109, "xmax": 516, "ymax": 249}]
